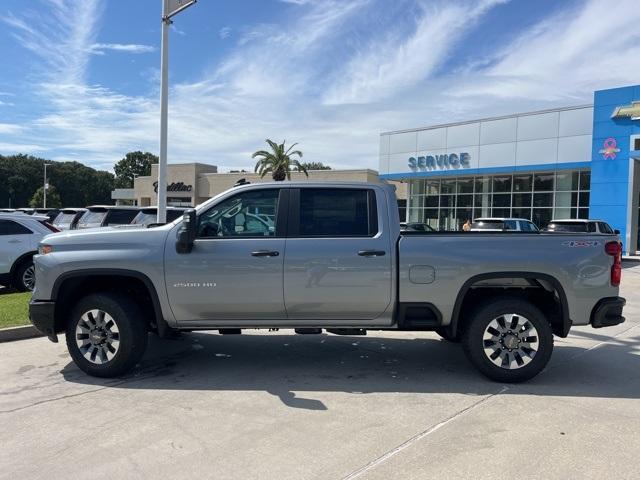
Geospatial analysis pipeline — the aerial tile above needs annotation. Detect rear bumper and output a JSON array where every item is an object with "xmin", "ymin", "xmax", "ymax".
[
  {"xmin": 29, "ymin": 300, "xmax": 58, "ymax": 342},
  {"xmin": 590, "ymin": 297, "xmax": 626, "ymax": 328}
]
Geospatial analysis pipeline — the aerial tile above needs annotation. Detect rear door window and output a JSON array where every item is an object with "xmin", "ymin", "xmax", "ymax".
[
  {"xmin": 0, "ymin": 220, "xmax": 32, "ymax": 235},
  {"xmin": 471, "ymin": 220, "xmax": 504, "ymax": 230},
  {"xmin": 598, "ymin": 222, "xmax": 614, "ymax": 234},
  {"xmin": 106, "ymin": 209, "xmax": 138, "ymax": 225},
  {"xmin": 298, "ymin": 189, "xmax": 376, "ymax": 237}
]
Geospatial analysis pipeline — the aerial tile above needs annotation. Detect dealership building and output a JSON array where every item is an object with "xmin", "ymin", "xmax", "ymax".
[{"xmin": 378, "ymin": 84, "xmax": 640, "ymax": 254}]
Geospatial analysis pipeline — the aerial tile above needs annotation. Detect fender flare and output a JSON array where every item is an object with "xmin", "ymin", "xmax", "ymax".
[
  {"xmin": 52, "ymin": 268, "xmax": 172, "ymax": 337},
  {"xmin": 449, "ymin": 271, "xmax": 571, "ymax": 338}
]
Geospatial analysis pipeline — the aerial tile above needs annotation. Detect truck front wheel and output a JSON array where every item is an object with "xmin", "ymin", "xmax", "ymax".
[
  {"xmin": 462, "ymin": 298, "xmax": 553, "ymax": 383},
  {"xmin": 65, "ymin": 293, "xmax": 148, "ymax": 378}
]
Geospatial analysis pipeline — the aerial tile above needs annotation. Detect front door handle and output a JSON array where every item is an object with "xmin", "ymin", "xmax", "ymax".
[
  {"xmin": 8, "ymin": 239, "xmax": 22, "ymax": 244},
  {"xmin": 251, "ymin": 250, "xmax": 280, "ymax": 257},
  {"xmin": 358, "ymin": 250, "xmax": 386, "ymax": 257}
]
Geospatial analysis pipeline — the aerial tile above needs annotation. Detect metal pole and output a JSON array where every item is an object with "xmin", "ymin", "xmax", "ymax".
[
  {"xmin": 157, "ymin": 0, "xmax": 170, "ymax": 224},
  {"xmin": 43, "ymin": 163, "xmax": 48, "ymax": 208}
]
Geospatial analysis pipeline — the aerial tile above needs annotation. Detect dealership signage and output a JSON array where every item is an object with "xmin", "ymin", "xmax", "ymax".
[
  {"xmin": 153, "ymin": 181, "xmax": 193, "ymax": 193},
  {"xmin": 599, "ymin": 138, "xmax": 620, "ymax": 160},
  {"xmin": 408, "ymin": 152, "xmax": 470, "ymax": 171},
  {"xmin": 611, "ymin": 101, "xmax": 640, "ymax": 121}
]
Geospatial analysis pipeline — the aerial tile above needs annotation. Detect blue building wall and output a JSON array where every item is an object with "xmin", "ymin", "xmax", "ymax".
[{"xmin": 590, "ymin": 85, "xmax": 640, "ymax": 254}]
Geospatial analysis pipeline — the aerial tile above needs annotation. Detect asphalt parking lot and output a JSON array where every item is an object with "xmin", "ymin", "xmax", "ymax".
[{"xmin": 1, "ymin": 267, "xmax": 640, "ymax": 480}]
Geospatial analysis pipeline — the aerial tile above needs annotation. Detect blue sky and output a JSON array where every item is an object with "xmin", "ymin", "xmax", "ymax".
[{"xmin": 1, "ymin": 0, "xmax": 639, "ymax": 172}]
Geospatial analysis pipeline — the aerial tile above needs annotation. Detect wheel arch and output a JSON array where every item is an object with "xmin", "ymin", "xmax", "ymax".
[
  {"xmin": 10, "ymin": 251, "xmax": 36, "ymax": 277},
  {"xmin": 450, "ymin": 271, "xmax": 570, "ymax": 338},
  {"xmin": 52, "ymin": 269, "xmax": 170, "ymax": 336}
]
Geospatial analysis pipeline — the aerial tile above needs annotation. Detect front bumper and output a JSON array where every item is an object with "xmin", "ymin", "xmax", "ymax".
[
  {"xmin": 29, "ymin": 300, "xmax": 58, "ymax": 342},
  {"xmin": 591, "ymin": 297, "xmax": 626, "ymax": 328}
]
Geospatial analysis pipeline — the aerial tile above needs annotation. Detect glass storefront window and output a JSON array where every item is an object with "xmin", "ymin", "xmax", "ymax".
[
  {"xmin": 579, "ymin": 171, "xmax": 591, "ymax": 190},
  {"xmin": 556, "ymin": 171, "xmax": 579, "ymax": 191},
  {"xmin": 405, "ymin": 169, "xmax": 590, "ymax": 231},
  {"xmin": 514, "ymin": 174, "xmax": 532, "ymax": 192},
  {"xmin": 426, "ymin": 180, "xmax": 440, "ymax": 195},
  {"xmin": 534, "ymin": 173, "xmax": 554, "ymax": 191},
  {"xmin": 513, "ymin": 193, "xmax": 532, "ymax": 208},
  {"xmin": 441, "ymin": 180, "xmax": 456, "ymax": 194},
  {"xmin": 457, "ymin": 178, "xmax": 474, "ymax": 194},
  {"xmin": 493, "ymin": 176, "xmax": 512, "ymax": 193}
]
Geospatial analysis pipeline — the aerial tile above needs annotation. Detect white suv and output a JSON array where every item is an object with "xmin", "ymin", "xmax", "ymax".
[
  {"xmin": 471, "ymin": 217, "xmax": 539, "ymax": 232},
  {"xmin": 0, "ymin": 214, "xmax": 59, "ymax": 291}
]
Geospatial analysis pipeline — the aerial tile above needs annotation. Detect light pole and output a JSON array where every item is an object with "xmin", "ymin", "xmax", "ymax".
[
  {"xmin": 43, "ymin": 163, "xmax": 51, "ymax": 208},
  {"xmin": 157, "ymin": 0, "xmax": 196, "ymax": 223}
]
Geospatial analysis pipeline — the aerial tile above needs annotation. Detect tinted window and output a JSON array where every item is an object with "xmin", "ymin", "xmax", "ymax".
[
  {"xmin": 167, "ymin": 210, "xmax": 185, "ymax": 222},
  {"xmin": 106, "ymin": 209, "xmax": 138, "ymax": 225},
  {"xmin": 546, "ymin": 222, "xmax": 587, "ymax": 232},
  {"xmin": 598, "ymin": 222, "xmax": 614, "ymax": 234},
  {"xmin": 54, "ymin": 212, "xmax": 77, "ymax": 225},
  {"xmin": 0, "ymin": 220, "xmax": 32, "ymax": 235},
  {"xmin": 471, "ymin": 220, "xmax": 504, "ymax": 230},
  {"xmin": 520, "ymin": 221, "xmax": 538, "ymax": 232},
  {"xmin": 504, "ymin": 220, "xmax": 518, "ymax": 230},
  {"xmin": 299, "ymin": 189, "xmax": 375, "ymax": 237},
  {"xmin": 198, "ymin": 189, "xmax": 279, "ymax": 238},
  {"xmin": 79, "ymin": 210, "xmax": 108, "ymax": 226}
]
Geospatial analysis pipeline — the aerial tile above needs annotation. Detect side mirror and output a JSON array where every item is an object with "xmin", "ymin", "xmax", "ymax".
[
  {"xmin": 176, "ymin": 209, "xmax": 197, "ymax": 254},
  {"xmin": 614, "ymin": 229, "xmax": 620, "ymax": 235}
]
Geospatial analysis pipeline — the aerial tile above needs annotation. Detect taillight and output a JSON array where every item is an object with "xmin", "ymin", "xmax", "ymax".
[
  {"xmin": 42, "ymin": 221, "xmax": 60, "ymax": 233},
  {"xmin": 605, "ymin": 241, "xmax": 622, "ymax": 286}
]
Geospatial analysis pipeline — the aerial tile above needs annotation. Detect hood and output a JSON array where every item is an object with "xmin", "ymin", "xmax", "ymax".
[{"xmin": 40, "ymin": 223, "xmax": 175, "ymax": 251}]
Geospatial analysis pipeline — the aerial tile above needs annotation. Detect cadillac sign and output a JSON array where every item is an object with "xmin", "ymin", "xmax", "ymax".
[{"xmin": 408, "ymin": 152, "xmax": 470, "ymax": 170}]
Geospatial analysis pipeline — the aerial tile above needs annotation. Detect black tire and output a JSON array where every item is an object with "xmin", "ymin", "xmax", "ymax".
[
  {"xmin": 462, "ymin": 297, "xmax": 553, "ymax": 383},
  {"xmin": 65, "ymin": 293, "xmax": 148, "ymax": 378},
  {"xmin": 13, "ymin": 258, "xmax": 35, "ymax": 292},
  {"xmin": 435, "ymin": 327, "xmax": 461, "ymax": 343}
]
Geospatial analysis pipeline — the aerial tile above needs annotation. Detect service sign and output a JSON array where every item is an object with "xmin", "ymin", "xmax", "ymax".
[{"xmin": 408, "ymin": 152, "xmax": 470, "ymax": 171}]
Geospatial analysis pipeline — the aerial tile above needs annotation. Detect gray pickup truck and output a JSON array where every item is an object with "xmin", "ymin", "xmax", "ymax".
[{"xmin": 29, "ymin": 182, "xmax": 625, "ymax": 382}]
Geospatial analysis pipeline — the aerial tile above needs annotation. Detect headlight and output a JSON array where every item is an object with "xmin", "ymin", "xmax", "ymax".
[{"xmin": 38, "ymin": 244, "xmax": 53, "ymax": 255}]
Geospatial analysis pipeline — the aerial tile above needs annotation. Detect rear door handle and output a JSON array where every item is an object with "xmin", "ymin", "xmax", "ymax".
[
  {"xmin": 251, "ymin": 250, "xmax": 280, "ymax": 257},
  {"xmin": 358, "ymin": 250, "xmax": 386, "ymax": 257},
  {"xmin": 8, "ymin": 239, "xmax": 22, "ymax": 244}
]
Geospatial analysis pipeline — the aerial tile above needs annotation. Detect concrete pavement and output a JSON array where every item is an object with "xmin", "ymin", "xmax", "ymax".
[{"xmin": 1, "ymin": 267, "xmax": 639, "ymax": 479}]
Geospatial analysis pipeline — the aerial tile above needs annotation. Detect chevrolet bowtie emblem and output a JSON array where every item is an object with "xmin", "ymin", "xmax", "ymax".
[{"xmin": 611, "ymin": 101, "xmax": 640, "ymax": 120}]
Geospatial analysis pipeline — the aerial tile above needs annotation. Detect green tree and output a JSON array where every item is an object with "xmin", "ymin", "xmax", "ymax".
[
  {"xmin": 29, "ymin": 185, "xmax": 62, "ymax": 208},
  {"xmin": 252, "ymin": 139, "xmax": 307, "ymax": 181},
  {"xmin": 114, "ymin": 151, "xmax": 156, "ymax": 188},
  {"xmin": 300, "ymin": 161, "xmax": 331, "ymax": 170}
]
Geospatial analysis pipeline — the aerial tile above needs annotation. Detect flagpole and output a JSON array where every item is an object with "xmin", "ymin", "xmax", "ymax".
[{"xmin": 157, "ymin": 0, "xmax": 170, "ymax": 224}]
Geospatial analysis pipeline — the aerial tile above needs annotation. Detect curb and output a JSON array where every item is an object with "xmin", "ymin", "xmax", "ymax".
[{"xmin": 0, "ymin": 325, "xmax": 44, "ymax": 343}]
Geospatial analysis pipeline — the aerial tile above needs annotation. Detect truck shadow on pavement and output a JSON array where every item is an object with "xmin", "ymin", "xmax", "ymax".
[{"xmin": 61, "ymin": 331, "xmax": 640, "ymax": 410}]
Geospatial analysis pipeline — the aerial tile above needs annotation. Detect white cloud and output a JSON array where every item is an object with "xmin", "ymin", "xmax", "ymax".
[
  {"xmin": 450, "ymin": 0, "xmax": 640, "ymax": 101},
  {"xmin": 0, "ymin": 124, "xmax": 23, "ymax": 134},
  {"xmin": 219, "ymin": 26, "xmax": 231, "ymax": 39},
  {"xmin": 324, "ymin": 0, "xmax": 509, "ymax": 105},
  {"xmin": 89, "ymin": 43, "xmax": 155, "ymax": 55},
  {"xmin": 3, "ymin": 0, "xmax": 640, "ymax": 176}
]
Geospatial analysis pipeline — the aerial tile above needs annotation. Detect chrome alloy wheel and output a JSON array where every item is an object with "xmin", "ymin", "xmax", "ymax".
[
  {"xmin": 22, "ymin": 265, "xmax": 35, "ymax": 291},
  {"xmin": 75, "ymin": 310, "xmax": 120, "ymax": 365},
  {"xmin": 482, "ymin": 314, "xmax": 539, "ymax": 369}
]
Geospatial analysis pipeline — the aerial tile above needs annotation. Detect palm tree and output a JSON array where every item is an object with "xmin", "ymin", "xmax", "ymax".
[{"xmin": 252, "ymin": 139, "xmax": 308, "ymax": 181}]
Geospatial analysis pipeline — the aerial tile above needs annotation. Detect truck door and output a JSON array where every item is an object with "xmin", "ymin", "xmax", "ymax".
[
  {"xmin": 164, "ymin": 187, "xmax": 287, "ymax": 323},
  {"xmin": 283, "ymin": 187, "xmax": 392, "ymax": 321}
]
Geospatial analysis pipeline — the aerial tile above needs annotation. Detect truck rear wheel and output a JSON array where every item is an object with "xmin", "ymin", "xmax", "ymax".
[
  {"xmin": 65, "ymin": 293, "xmax": 148, "ymax": 378},
  {"xmin": 462, "ymin": 297, "xmax": 553, "ymax": 383}
]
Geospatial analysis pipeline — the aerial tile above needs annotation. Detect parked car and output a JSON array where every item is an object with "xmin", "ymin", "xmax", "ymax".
[
  {"xmin": 52, "ymin": 208, "xmax": 87, "ymax": 231},
  {"xmin": 0, "ymin": 209, "xmax": 16, "ymax": 213},
  {"xmin": 129, "ymin": 207, "xmax": 187, "ymax": 227},
  {"xmin": 16, "ymin": 208, "xmax": 35, "ymax": 215},
  {"xmin": 0, "ymin": 214, "xmax": 59, "ymax": 291},
  {"xmin": 471, "ymin": 218, "xmax": 539, "ymax": 232},
  {"xmin": 32, "ymin": 208, "xmax": 60, "ymax": 223},
  {"xmin": 31, "ymin": 182, "xmax": 625, "ymax": 382},
  {"xmin": 400, "ymin": 222, "xmax": 436, "ymax": 232},
  {"xmin": 544, "ymin": 219, "xmax": 617, "ymax": 234},
  {"xmin": 75, "ymin": 206, "xmax": 140, "ymax": 229}
]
